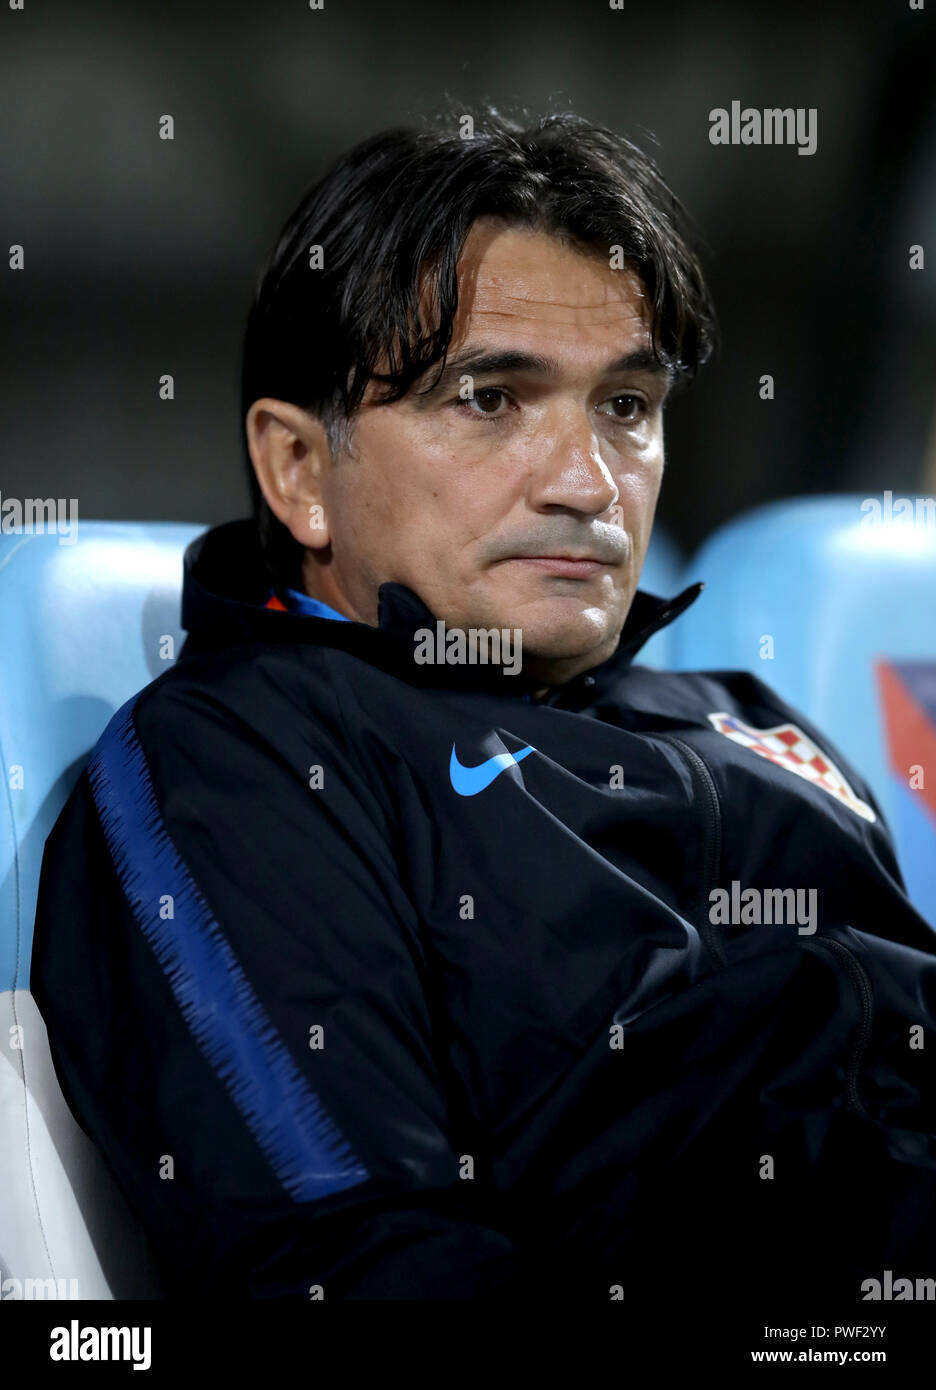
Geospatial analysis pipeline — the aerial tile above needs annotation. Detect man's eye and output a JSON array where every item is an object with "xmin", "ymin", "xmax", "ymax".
[
  {"xmin": 597, "ymin": 394, "xmax": 647, "ymax": 423},
  {"xmin": 452, "ymin": 389, "xmax": 648, "ymax": 424},
  {"xmin": 455, "ymin": 387, "xmax": 511, "ymax": 419}
]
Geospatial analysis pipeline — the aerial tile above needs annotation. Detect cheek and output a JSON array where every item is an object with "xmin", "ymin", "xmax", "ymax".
[
  {"xmin": 633, "ymin": 428, "xmax": 665, "ymax": 478},
  {"xmin": 419, "ymin": 451, "xmax": 504, "ymax": 524},
  {"xmin": 615, "ymin": 462, "xmax": 662, "ymax": 513}
]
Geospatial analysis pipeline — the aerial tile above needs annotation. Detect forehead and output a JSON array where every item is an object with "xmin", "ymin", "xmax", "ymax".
[{"xmin": 446, "ymin": 218, "xmax": 652, "ymax": 349}]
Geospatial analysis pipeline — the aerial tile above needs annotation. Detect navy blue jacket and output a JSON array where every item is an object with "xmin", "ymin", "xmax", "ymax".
[{"xmin": 31, "ymin": 519, "xmax": 936, "ymax": 1304}]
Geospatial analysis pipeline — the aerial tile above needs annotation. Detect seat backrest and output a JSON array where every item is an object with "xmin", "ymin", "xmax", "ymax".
[
  {"xmin": 0, "ymin": 520, "xmax": 206, "ymax": 1299},
  {"xmin": 671, "ymin": 494, "xmax": 936, "ymax": 927}
]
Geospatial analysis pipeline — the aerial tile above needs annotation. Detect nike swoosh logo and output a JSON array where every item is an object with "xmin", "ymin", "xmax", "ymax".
[{"xmin": 449, "ymin": 743, "xmax": 534, "ymax": 796}]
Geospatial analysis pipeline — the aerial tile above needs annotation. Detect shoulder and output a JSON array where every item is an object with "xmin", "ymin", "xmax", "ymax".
[
  {"xmin": 127, "ymin": 641, "xmax": 345, "ymax": 741},
  {"xmin": 85, "ymin": 641, "xmax": 355, "ymax": 808},
  {"xmin": 625, "ymin": 663, "xmax": 890, "ymax": 827},
  {"xmin": 618, "ymin": 663, "xmax": 796, "ymax": 722}
]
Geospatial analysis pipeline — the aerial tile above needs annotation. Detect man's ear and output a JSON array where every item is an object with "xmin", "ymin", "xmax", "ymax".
[{"xmin": 245, "ymin": 398, "xmax": 331, "ymax": 551}]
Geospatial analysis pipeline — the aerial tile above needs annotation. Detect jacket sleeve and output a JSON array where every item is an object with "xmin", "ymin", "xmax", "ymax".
[{"xmin": 30, "ymin": 679, "xmax": 528, "ymax": 1301}]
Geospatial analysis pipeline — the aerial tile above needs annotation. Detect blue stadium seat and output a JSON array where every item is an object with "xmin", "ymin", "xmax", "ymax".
[
  {"xmin": 0, "ymin": 520, "xmax": 205, "ymax": 1299},
  {"xmin": 671, "ymin": 494, "xmax": 936, "ymax": 927}
]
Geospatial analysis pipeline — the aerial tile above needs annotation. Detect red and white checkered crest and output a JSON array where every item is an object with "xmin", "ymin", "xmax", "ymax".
[{"xmin": 707, "ymin": 712, "xmax": 877, "ymax": 823}]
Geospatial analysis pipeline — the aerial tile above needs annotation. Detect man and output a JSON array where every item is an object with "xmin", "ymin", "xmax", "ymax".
[{"xmin": 31, "ymin": 106, "xmax": 936, "ymax": 1308}]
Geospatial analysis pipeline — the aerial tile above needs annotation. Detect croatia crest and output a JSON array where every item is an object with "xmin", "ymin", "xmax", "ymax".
[{"xmin": 707, "ymin": 712, "xmax": 877, "ymax": 823}]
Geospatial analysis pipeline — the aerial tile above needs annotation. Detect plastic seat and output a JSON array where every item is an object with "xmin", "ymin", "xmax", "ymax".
[
  {"xmin": 0, "ymin": 520, "xmax": 206, "ymax": 1299},
  {"xmin": 671, "ymin": 494, "xmax": 936, "ymax": 926}
]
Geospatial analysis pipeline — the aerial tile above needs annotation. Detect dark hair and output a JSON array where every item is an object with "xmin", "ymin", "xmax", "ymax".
[{"xmin": 240, "ymin": 101, "xmax": 718, "ymax": 593}]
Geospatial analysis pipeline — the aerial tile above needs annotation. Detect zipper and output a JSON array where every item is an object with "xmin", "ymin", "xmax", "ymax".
[
  {"xmin": 801, "ymin": 937, "xmax": 875, "ymax": 1119},
  {"xmin": 657, "ymin": 733, "xmax": 726, "ymax": 968}
]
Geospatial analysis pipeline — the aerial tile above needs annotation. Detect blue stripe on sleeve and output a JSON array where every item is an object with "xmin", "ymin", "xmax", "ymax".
[{"xmin": 86, "ymin": 695, "xmax": 370, "ymax": 1203}]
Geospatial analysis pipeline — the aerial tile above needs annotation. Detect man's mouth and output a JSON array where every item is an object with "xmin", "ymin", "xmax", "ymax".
[{"xmin": 508, "ymin": 555, "xmax": 608, "ymax": 577}]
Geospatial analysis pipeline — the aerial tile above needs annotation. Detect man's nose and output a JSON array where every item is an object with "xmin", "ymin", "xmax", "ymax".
[{"xmin": 527, "ymin": 415, "xmax": 619, "ymax": 516}]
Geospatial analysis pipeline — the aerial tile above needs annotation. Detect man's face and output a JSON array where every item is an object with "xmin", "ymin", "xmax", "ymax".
[{"xmin": 308, "ymin": 220, "xmax": 671, "ymax": 684}]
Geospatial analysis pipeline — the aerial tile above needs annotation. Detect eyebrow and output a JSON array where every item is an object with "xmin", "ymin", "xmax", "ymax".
[{"xmin": 412, "ymin": 345, "xmax": 676, "ymax": 401}]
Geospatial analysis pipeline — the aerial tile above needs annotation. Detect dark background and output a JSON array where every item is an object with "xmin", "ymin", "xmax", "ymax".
[{"xmin": 2, "ymin": 0, "xmax": 934, "ymax": 559}]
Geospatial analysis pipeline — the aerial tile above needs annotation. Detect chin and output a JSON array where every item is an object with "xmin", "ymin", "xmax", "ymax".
[{"xmin": 514, "ymin": 609, "xmax": 619, "ymax": 663}]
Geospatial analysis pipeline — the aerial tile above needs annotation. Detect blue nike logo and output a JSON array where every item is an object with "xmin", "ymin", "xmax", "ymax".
[{"xmin": 449, "ymin": 743, "xmax": 534, "ymax": 796}]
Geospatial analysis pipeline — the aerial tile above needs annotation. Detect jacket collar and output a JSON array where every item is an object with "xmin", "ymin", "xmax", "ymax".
[{"xmin": 179, "ymin": 519, "xmax": 704, "ymax": 700}]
